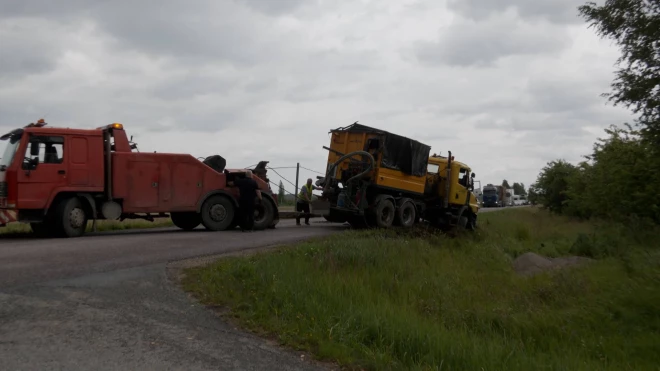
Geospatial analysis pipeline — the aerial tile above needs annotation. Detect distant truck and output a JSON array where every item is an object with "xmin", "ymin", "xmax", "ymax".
[
  {"xmin": 513, "ymin": 195, "xmax": 524, "ymax": 206},
  {"xmin": 482, "ymin": 184, "xmax": 504, "ymax": 207},
  {"xmin": 314, "ymin": 123, "xmax": 479, "ymax": 230},
  {"xmin": 504, "ymin": 188, "xmax": 515, "ymax": 207},
  {"xmin": 0, "ymin": 119, "xmax": 279, "ymax": 238}
]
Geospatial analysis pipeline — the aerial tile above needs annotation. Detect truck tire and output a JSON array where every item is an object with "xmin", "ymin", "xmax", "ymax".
[
  {"xmin": 374, "ymin": 198, "xmax": 395, "ymax": 228},
  {"xmin": 395, "ymin": 201, "xmax": 416, "ymax": 228},
  {"xmin": 469, "ymin": 214, "xmax": 477, "ymax": 230},
  {"xmin": 53, "ymin": 197, "xmax": 88, "ymax": 238},
  {"xmin": 200, "ymin": 195, "xmax": 235, "ymax": 231},
  {"xmin": 458, "ymin": 213, "xmax": 477, "ymax": 231},
  {"xmin": 171, "ymin": 212, "xmax": 201, "ymax": 231},
  {"xmin": 253, "ymin": 198, "xmax": 275, "ymax": 231}
]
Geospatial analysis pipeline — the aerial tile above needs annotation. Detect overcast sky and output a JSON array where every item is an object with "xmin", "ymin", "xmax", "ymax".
[{"xmin": 0, "ymin": 0, "xmax": 632, "ymax": 194}]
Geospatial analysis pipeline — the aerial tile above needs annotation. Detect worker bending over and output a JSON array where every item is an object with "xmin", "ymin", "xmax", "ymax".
[{"xmin": 233, "ymin": 171, "xmax": 262, "ymax": 232}]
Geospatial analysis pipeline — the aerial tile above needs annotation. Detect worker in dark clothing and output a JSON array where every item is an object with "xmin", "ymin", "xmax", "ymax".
[{"xmin": 232, "ymin": 171, "xmax": 262, "ymax": 232}]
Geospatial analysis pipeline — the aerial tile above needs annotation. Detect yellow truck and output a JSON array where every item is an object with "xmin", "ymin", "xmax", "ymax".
[{"xmin": 315, "ymin": 123, "xmax": 479, "ymax": 230}]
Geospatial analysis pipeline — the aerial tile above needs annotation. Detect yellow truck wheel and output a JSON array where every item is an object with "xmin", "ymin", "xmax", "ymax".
[
  {"xmin": 374, "ymin": 198, "xmax": 395, "ymax": 228},
  {"xmin": 395, "ymin": 200, "xmax": 416, "ymax": 228}
]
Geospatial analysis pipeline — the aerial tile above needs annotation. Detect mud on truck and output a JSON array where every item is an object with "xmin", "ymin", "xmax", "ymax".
[
  {"xmin": 313, "ymin": 123, "xmax": 479, "ymax": 230},
  {"xmin": 0, "ymin": 119, "xmax": 279, "ymax": 238}
]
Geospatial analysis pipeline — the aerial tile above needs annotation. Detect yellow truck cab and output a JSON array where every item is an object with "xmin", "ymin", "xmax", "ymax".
[{"xmin": 427, "ymin": 155, "xmax": 480, "ymax": 215}]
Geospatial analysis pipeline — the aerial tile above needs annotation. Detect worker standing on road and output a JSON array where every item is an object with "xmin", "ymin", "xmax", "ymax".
[
  {"xmin": 233, "ymin": 171, "xmax": 262, "ymax": 232},
  {"xmin": 296, "ymin": 178, "xmax": 320, "ymax": 226}
]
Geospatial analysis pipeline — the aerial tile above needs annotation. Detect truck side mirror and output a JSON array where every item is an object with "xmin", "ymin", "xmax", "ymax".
[
  {"xmin": 471, "ymin": 172, "xmax": 475, "ymax": 178},
  {"xmin": 30, "ymin": 142, "xmax": 40, "ymax": 156}
]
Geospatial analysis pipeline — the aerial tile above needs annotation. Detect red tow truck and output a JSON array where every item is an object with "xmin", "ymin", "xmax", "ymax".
[{"xmin": 0, "ymin": 119, "xmax": 279, "ymax": 237}]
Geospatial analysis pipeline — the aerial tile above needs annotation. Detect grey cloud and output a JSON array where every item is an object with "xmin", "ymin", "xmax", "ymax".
[
  {"xmin": 0, "ymin": 20, "xmax": 73, "ymax": 80},
  {"xmin": 1, "ymin": 1, "xmax": 293, "ymax": 67},
  {"xmin": 525, "ymin": 78, "xmax": 605, "ymax": 114},
  {"xmin": 0, "ymin": 0, "xmax": 89, "ymax": 19},
  {"xmin": 149, "ymin": 71, "xmax": 242, "ymax": 101},
  {"xmin": 447, "ymin": 0, "xmax": 584, "ymax": 24},
  {"xmin": 416, "ymin": 17, "xmax": 571, "ymax": 67},
  {"xmin": 91, "ymin": 3, "xmax": 274, "ymax": 66},
  {"xmin": 234, "ymin": 0, "xmax": 310, "ymax": 15},
  {"xmin": 0, "ymin": 0, "xmax": 636, "ymax": 187}
]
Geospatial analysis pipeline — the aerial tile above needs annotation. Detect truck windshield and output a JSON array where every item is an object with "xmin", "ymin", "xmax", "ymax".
[
  {"xmin": 0, "ymin": 134, "xmax": 21, "ymax": 169},
  {"xmin": 483, "ymin": 188, "xmax": 496, "ymax": 194}
]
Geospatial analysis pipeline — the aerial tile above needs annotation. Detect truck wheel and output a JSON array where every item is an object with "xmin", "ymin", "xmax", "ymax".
[
  {"xmin": 395, "ymin": 201, "xmax": 416, "ymax": 228},
  {"xmin": 469, "ymin": 214, "xmax": 477, "ymax": 230},
  {"xmin": 171, "ymin": 212, "xmax": 201, "ymax": 231},
  {"xmin": 200, "ymin": 195, "xmax": 235, "ymax": 231},
  {"xmin": 457, "ymin": 215, "xmax": 469, "ymax": 230},
  {"xmin": 253, "ymin": 199, "xmax": 275, "ymax": 230},
  {"xmin": 54, "ymin": 197, "xmax": 88, "ymax": 238},
  {"xmin": 375, "ymin": 198, "xmax": 395, "ymax": 228}
]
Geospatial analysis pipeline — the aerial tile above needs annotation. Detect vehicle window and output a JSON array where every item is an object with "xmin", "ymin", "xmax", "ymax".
[
  {"xmin": 427, "ymin": 163, "xmax": 439, "ymax": 174},
  {"xmin": 458, "ymin": 167, "xmax": 469, "ymax": 187},
  {"xmin": 25, "ymin": 136, "xmax": 64, "ymax": 165},
  {"xmin": 0, "ymin": 134, "xmax": 21, "ymax": 168}
]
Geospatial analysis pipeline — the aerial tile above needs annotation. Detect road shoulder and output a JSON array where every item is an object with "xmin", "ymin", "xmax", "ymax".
[{"xmin": 166, "ymin": 244, "xmax": 339, "ymax": 371}]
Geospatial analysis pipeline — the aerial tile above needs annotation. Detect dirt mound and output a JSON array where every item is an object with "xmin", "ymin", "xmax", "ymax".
[{"xmin": 513, "ymin": 252, "xmax": 593, "ymax": 276}]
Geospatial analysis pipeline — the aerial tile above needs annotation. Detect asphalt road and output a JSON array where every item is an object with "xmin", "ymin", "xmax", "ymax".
[
  {"xmin": 0, "ymin": 207, "xmax": 513, "ymax": 371},
  {"xmin": 0, "ymin": 218, "xmax": 346, "ymax": 371}
]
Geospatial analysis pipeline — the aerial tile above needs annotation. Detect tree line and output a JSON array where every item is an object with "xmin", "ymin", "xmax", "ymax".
[{"xmin": 530, "ymin": 0, "xmax": 659, "ymax": 224}]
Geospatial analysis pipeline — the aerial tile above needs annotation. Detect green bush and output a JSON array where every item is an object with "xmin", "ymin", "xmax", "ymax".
[{"xmin": 532, "ymin": 125, "xmax": 660, "ymax": 224}]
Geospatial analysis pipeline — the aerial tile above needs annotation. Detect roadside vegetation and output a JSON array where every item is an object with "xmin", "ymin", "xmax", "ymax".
[
  {"xmin": 182, "ymin": 207, "xmax": 660, "ymax": 370},
  {"xmin": 0, "ymin": 218, "xmax": 174, "ymax": 235},
  {"xmin": 529, "ymin": 0, "xmax": 660, "ymax": 224}
]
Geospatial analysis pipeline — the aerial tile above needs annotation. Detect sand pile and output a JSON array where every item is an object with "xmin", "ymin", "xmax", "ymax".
[{"xmin": 513, "ymin": 252, "xmax": 593, "ymax": 276}]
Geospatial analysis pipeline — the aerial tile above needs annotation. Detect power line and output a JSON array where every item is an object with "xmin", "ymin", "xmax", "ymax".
[
  {"xmin": 300, "ymin": 165, "xmax": 324, "ymax": 175},
  {"xmin": 267, "ymin": 166, "xmax": 298, "ymax": 190},
  {"xmin": 270, "ymin": 181, "xmax": 295, "ymax": 195}
]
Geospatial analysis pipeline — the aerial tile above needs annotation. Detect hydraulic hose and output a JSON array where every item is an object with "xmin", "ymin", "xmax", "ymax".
[{"xmin": 323, "ymin": 150, "xmax": 375, "ymax": 194}]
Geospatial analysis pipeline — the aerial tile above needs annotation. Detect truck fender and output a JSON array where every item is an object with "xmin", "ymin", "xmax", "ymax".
[
  {"xmin": 257, "ymin": 193, "xmax": 280, "ymax": 229},
  {"xmin": 456, "ymin": 205, "xmax": 469, "ymax": 221},
  {"xmin": 196, "ymin": 190, "xmax": 239, "ymax": 213},
  {"xmin": 76, "ymin": 193, "xmax": 98, "ymax": 232},
  {"xmin": 375, "ymin": 194, "xmax": 395, "ymax": 207},
  {"xmin": 395, "ymin": 197, "xmax": 413, "ymax": 208},
  {"xmin": 260, "ymin": 193, "xmax": 279, "ymax": 219}
]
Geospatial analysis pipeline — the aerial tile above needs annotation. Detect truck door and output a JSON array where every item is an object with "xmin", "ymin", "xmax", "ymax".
[
  {"xmin": 17, "ymin": 134, "xmax": 68, "ymax": 209},
  {"xmin": 453, "ymin": 166, "xmax": 470, "ymax": 204}
]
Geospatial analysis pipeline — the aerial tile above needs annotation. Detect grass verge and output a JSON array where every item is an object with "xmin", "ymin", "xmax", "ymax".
[
  {"xmin": 0, "ymin": 218, "xmax": 174, "ymax": 235},
  {"xmin": 0, "ymin": 206, "xmax": 300, "ymax": 236},
  {"xmin": 182, "ymin": 208, "xmax": 660, "ymax": 370}
]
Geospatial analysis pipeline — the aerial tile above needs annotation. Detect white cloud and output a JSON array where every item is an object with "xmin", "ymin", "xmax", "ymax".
[{"xmin": 0, "ymin": 0, "xmax": 633, "ymax": 191}]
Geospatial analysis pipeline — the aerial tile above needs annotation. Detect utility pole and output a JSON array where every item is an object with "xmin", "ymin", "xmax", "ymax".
[{"xmin": 294, "ymin": 162, "xmax": 300, "ymax": 207}]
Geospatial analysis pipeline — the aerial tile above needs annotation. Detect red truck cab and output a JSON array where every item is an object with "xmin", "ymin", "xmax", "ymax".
[{"xmin": 0, "ymin": 120, "xmax": 279, "ymax": 237}]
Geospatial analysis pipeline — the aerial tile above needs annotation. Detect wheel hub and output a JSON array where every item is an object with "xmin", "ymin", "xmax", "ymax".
[
  {"xmin": 254, "ymin": 205, "xmax": 265, "ymax": 221},
  {"xmin": 210, "ymin": 204, "xmax": 227, "ymax": 222},
  {"xmin": 402, "ymin": 208, "xmax": 412, "ymax": 224},
  {"xmin": 69, "ymin": 208, "xmax": 86, "ymax": 229}
]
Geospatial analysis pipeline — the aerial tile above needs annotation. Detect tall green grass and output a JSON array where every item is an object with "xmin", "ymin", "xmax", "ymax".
[{"xmin": 183, "ymin": 208, "xmax": 660, "ymax": 370}]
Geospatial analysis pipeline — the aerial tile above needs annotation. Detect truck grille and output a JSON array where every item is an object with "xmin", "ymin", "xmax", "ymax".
[{"xmin": 0, "ymin": 182, "xmax": 6, "ymax": 197}]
